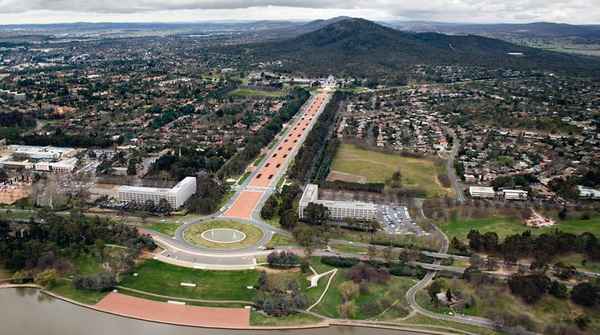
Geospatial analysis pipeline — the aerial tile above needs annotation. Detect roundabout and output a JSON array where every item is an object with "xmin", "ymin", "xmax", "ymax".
[
  {"xmin": 201, "ymin": 228, "xmax": 247, "ymax": 244},
  {"xmin": 182, "ymin": 220, "xmax": 264, "ymax": 250}
]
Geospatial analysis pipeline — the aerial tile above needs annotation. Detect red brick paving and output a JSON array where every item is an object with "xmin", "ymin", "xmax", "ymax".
[
  {"xmin": 95, "ymin": 292, "xmax": 250, "ymax": 328},
  {"xmin": 223, "ymin": 191, "xmax": 263, "ymax": 219}
]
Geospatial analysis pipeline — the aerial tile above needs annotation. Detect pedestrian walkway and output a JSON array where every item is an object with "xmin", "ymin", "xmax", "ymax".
[{"xmin": 95, "ymin": 292, "xmax": 251, "ymax": 328}]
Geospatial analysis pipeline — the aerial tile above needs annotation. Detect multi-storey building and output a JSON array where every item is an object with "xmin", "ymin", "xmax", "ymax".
[
  {"xmin": 118, "ymin": 177, "xmax": 197, "ymax": 209},
  {"xmin": 299, "ymin": 184, "xmax": 378, "ymax": 221}
]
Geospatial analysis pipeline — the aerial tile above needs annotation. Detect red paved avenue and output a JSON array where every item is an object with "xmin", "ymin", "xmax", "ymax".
[
  {"xmin": 95, "ymin": 292, "xmax": 250, "ymax": 328},
  {"xmin": 222, "ymin": 190, "xmax": 263, "ymax": 219}
]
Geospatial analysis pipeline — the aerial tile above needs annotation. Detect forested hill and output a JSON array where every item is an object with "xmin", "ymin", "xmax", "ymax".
[{"xmin": 225, "ymin": 18, "xmax": 600, "ymax": 78}]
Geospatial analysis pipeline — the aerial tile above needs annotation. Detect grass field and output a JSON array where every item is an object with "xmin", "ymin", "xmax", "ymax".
[
  {"xmin": 183, "ymin": 220, "xmax": 263, "ymax": 249},
  {"xmin": 49, "ymin": 279, "xmax": 108, "ymax": 305},
  {"xmin": 440, "ymin": 215, "xmax": 600, "ymax": 242},
  {"xmin": 119, "ymin": 260, "xmax": 260, "ymax": 301},
  {"xmin": 266, "ymin": 234, "xmax": 296, "ymax": 248},
  {"xmin": 229, "ymin": 88, "xmax": 286, "ymax": 97},
  {"xmin": 329, "ymin": 143, "xmax": 451, "ymax": 198},
  {"xmin": 145, "ymin": 222, "xmax": 180, "ymax": 237},
  {"xmin": 312, "ymin": 267, "xmax": 415, "ymax": 319}
]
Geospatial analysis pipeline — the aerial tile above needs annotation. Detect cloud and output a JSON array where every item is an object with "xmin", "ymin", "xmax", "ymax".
[{"xmin": 0, "ymin": 0, "xmax": 598, "ymax": 24}]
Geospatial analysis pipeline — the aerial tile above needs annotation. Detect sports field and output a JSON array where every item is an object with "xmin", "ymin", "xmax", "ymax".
[{"xmin": 329, "ymin": 143, "xmax": 452, "ymax": 198}]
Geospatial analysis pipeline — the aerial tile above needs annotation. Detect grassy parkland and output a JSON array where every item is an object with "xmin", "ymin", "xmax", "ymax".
[{"xmin": 328, "ymin": 143, "xmax": 452, "ymax": 198}]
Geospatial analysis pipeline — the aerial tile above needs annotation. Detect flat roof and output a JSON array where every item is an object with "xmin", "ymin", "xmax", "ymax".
[
  {"xmin": 469, "ymin": 186, "xmax": 495, "ymax": 192},
  {"xmin": 316, "ymin": 200, "xmax": 378, "ymax": 211}
]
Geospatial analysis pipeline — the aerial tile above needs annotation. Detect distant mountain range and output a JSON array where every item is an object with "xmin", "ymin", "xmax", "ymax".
[
  {"xmin": 225, "ymin": 18, "xmax": 600, "ymax": 77},
  {"xmin": 388, "ymin": 21, "xmax": 600, "ymax": 39}
]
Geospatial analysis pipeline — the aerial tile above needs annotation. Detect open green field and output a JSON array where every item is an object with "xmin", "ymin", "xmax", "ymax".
[
  {"xmin": 329, "ymin": 143, "xmax": 451, "ymax": 198},
  {"xmin": 440, "ymin": 215, "xmax": 600, "ymax": 242},
  {"xmin": 183, "ymin": 220, "xmax": 263, "ymax": 249},
  {"xmin": 49, "ymin": 279, "xmax": 108, "ymax": 305},
  {"xmin": 266, "ymin": 234, "xmax": 296, "ymax": 248},
  {"xmin": 119, "ymin": 260, "xmax": 259, "ymax": 301},
  {"xmin": 229, "ymin": 88, "xmax": 286, "ymax": 97},
  {"xmin": 312, "ymin": 267, "xmax": 415, "ymax": 319},
  {"xmin": 145, "ymin": 221, "xmax": 180, "ymax": 237}
]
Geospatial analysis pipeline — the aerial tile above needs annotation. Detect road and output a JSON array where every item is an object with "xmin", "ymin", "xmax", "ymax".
[{"xmin": 446, "ymin": 129, "xmax": 465, "ymax": 203}]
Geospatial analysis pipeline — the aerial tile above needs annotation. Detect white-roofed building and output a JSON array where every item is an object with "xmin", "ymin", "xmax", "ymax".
[
  {"xmin": 299, "ymin": 184, "xmax": 378, "ymax": 221},
  {"xmin": 502, "ymin": 189, "xmax": 528, "ymax": 200},
  {"xmin": 578, "ymin": 185, "xmax": 600, "ymax": 200},
  {"xmin": 469, "ymin": 186, "xmax": 496, "ymax": 199},
  {"xmin": 118, "ymin": 177, "xmax": 197, "ymax": 209}
]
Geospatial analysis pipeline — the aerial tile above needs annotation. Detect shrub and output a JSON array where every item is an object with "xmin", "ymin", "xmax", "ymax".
[
  {"xmin": 267, "ymin": 251, "xmax": 300, "ymax": 268},
  {"xmin": 390, "ymin": 264, "xmax": 426, "ymax": 278},
  {"xmin": 338, "ymin": 281, "xmax": 359, "ymax": 302},
  {"xmin": 347, "ymin": 263, "xmax": 390, "ymax": 284},
  {"xmin": 34, "ymin": 269, "xmax": 58, "ymax": 288},
  {"xmin": 321, "ymin": 256, "xmax": 359, "ymax": 268},
  {"xmin": 73, "ymin": 272, "xmax": 116, "ymax": 291}
]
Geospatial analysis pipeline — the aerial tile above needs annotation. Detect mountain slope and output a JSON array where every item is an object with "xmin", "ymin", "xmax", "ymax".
[{"xmin": 229, "ymin": 18, "xmax": 600, "ymax": 77}]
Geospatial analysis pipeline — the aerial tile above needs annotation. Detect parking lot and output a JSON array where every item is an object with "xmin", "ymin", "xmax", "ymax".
[{"xmin": 379, "ymin": 205, "xmax": 426, "ymax": 236}]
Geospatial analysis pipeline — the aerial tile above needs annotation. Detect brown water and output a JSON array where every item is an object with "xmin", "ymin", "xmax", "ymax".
[{"xmin": 0, "ymin": 288, "xmax": 424, "ymax": 335}]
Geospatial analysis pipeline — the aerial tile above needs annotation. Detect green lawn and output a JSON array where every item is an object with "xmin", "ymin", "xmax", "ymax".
[
  {"xmin": 329, "ymin": 143, "xmax": 451, "ymax": 198},
  {"xmin": 69, "ymin": 254, "xmax": 104, "ymax": 276},
  {"xmin": 183, "ymin": 220, "xmax": 263, "ymax": 249},
  {"xmin": 229, "ymin": 88, "xmax": 286, "ymax": 97},
  {"xmin": 49, "ymin": 279, "xmax": 108, "ymax": 305},
  {"xmin": 312, "ymin": 268, "xmax": 415, "ymax": 319},
  {"xmin": 145, "ymin": 222, "xmax": 180, "ymax": 237},
  {"xmin": 440, "ymin": 215, "xmax": 600, "ymax": 242},
  {"xmin": 119, "ymin": 260, "xmax": 260, "ymax": 301},
  {"xmin": 267, "ymin": 234, "xmax": 296, "ymax": 248}
]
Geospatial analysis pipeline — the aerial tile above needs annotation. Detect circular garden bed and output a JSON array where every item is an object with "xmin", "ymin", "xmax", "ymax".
[{"xmin": 183, "ymin": 220, "xmax": 263, "ymax": 250}]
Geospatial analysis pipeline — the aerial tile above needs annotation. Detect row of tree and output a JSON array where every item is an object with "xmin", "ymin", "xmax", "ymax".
[
  {"xmin": 461, "ymin": 229, "xmax": 600, "ymax": 263},
  {"xmin": 218, "ymin": 88, "xmax": 310, "ymax": 178},
  {"xmin": 289, "ymin": 92, "xmax": 346, "ymax": 182}
]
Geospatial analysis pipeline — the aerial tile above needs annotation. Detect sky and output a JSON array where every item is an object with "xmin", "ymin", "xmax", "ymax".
[{"xmin": 0, "ymin": 0, "xmax": 598, "ymax": 25}]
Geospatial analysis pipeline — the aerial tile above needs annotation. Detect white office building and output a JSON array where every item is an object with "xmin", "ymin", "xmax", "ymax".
[
  {"xmin": 469, "ymin": 186, "xmax": 496, "ymax": 199},
  {"xmin": 299, "ymin": 184, "xmax": 378, "ymax": 221},
  {"xmin": 502, "ymin": 189, "xmax": 528, "ymax": 200},
  {"xmin": 578, "ymin": 185, "xmax": 600, "ymax": 200},
  {"xmin": 118, "ymin": 177, "xmax": 197, "ymax": 209}
]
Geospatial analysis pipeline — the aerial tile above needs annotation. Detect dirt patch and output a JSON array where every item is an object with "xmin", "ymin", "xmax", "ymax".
[{"xmin": 326, "ymin": 170, "xmax": 367, "ymax": 183}]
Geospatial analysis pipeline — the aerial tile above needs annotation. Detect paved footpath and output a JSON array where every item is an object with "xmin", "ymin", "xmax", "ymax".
[{"xmin": 95, "ymin": 292, "xmax": 251, "ymax": 328}]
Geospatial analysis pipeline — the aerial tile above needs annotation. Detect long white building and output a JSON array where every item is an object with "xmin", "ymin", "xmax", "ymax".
[
  {"xmin": 469, "ymin": 186, "xmax": 496, "ymax": 199},
  {"xmin": 118, "ymin": 177, "xmax": 197, "ymax": 209},
  {"xmin": 299, "ymin": 184, "xmax": 378, "ymax": 221}
]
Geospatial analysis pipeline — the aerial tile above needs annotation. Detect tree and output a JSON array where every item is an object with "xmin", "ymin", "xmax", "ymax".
[
  {"xmin": 302, "ymin": 203, "xmax": 330, "ymax": 226},
  {"xmin": 293, "ymin": 224, "xmax": 324, "ymax": 257},
  {"xmin": 571, "ymin": 282, "xmax": 600, "ymax": 307},
  {"xmin": 338, "ymin": 280, "xmax": 359, "ymax": 302},
  {"xmin": 261, "ymin": 195, "xmax": 278, "ymax": 220},
  {"xmin": 428, "ymin": 280, "xmax": 444, "ymax": 305},
  {"xmin": 156, "ymin": 198, "xmax": 173, "ymax": 215},
  {"xmin": 0, "ymin": 168, "xmax": 8, "ymax": 183},
  {"xmin": 280, "ymin": 209, "xmax": 299, "ymax": 230},
  {"xmin": 34, "ymin": 269, "xmax": 58, "ymax": 288},
  {"xmin": 367, "ymin": 245, "xmax": 377, "ymax": 261},
  {"xmin": 508, "ymin": 273, "xmax": 550, "ymax": 304},
  {"xmin": 126, "ymin": 158, "xmax": 137, "ymax": 176}
]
